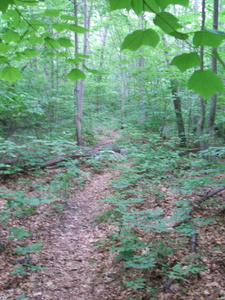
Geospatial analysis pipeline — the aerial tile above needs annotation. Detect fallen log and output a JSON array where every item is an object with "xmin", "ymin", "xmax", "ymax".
[{"xmin": 0, "ymin": 146, "xmax": 130, "ymax": 175}]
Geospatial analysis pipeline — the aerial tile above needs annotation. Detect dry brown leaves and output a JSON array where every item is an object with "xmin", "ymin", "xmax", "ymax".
[{"xmin": 1, "ymin": 136, "xmax": 225, "ymax": 300}]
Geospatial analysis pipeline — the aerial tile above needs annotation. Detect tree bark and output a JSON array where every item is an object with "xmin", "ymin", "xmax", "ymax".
[
  {"xmin": 198, "ymin": 0, "xmax": 207, "ymax": 150},
  {"xmin": 162, "ymin": 35, "xmax": 187, "ymax": 147},
  {"xmin": 171, "ymin": 80, "xmax": 187, "ymax": 147},
  {"xmin": 138, "ymin": 17, "xmax": 146, "ymax": 124},
  {"xmin": 74, "ymin": 0, "xmax": 91, "ymax": 146},
  {"xmin": 208, "ymin": 0, "xmax": 219, "ymax": 148}
]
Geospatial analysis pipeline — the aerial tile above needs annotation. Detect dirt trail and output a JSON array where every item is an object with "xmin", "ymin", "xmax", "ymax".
[
  {"xmin": 33, "ymin": 129, "xmax": 122, "ymax": 300},
  {"xmin": 35, "ymin": 171, "xmax": 115, "ymax": 300},
  {"xmin": 0, "ymin": 129, "xmax": 124, "ymax": 300}
]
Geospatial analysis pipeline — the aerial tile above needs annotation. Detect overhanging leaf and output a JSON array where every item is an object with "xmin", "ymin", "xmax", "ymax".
[
  {"xmin": 83, "ymin": 65, "xmax": 100, "ymax": 74},
  {"xmin": 23, "ymin": 49, "xmax": 39, "ymax": 58},
  {"xmin": 0, "ymin": 0, "xmax": 14, "ymax": 12},
  {"xmin": 0, "ymin": 56, "xmax": 8, "ymax": 63},
  {"xmin": 55, "ymin": 51, "xmax": 69, "ymax": 58},
  {"xmin": 154, "ymin": 12, "xmax": 182, "ymax": 34},
  {"xmin": 45, "ymin": 37, "xmax": 60, "ymax": 49},
  {"xmin": 3, "ymin": 32, "xmax": 20, "ymax": 43},
  {"xmin": 61, "ymin": 14, "xmax": 78, "ymax": 21},
  {"xmin": 66, "ymin": 58, "xmax": 83, "ymax": 64},
  {"xmin": 156, "ymin": 0, "xmax": 189, "ymax": 10},
  {"xmin": 69, "ymin": 24, "xmax": 89, "ymax": 33},
  {"xmin": 170, "ymin": 52, "xmax": 200, "ymax": 72},
  {"xmin": 29, "ymin": 20, "xmax": 46, "ymax": 29},
  {"xmin": 52, "ymin": 22, "xmax": 70, "ymax": 32},
  {"xmin": 0, "ymin": 66, "xmax": 23, "ymax": 83},
  {"xmin": 143, "ymin": 0, "xmax": 159, "ymax": 13},
  {"xmin": 66, "ymin": 69, "xmax": 86, "ymax": 81},
  {"xmin": 58, "ymin": 37, "xmax": 74, "ymax": 48},
  {"xmin": 28, "ymin": 35, "xmax": 44, "ymax": 44},
  {"xmin": 193, "ymin": 30, "xmax": 225, "ymax": 47},
  {"xmin": 131, "ymin": 0, "xmax": 144, "ymax": 14},
  {"xmin": 109, "ymin": 0, "xmax": 131, "ymax": 11},
  {"xmin": 43, "ymin": 9, "xmax": 60, "ymax": 17},
  {"xmin": 121, "ymin": 29, "xmax": 160, "ymax": 51},
  {"xmin": 188, "ymin": 69, "xmax": 224, "ymax": 99}
]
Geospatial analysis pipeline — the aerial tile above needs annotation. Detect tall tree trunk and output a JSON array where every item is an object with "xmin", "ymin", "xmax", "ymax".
[
  {"xmin": 198, "ymin": 0, "xmax": 207, "ymax": 150},
  {"xmin": 162, "ymin": 35, "xmax": 187, "ymax": 147},
  {"xmin": 209, "ymin": 0, "xmax": 219, "ymax": 146},
  {"xmin": 74, "ymin": 0, "xmax": 91, "ymax": 146},
  {"xmin": 138, "ymin": 17, "xmax": 146, "ymax": 124},
  {"xmin": 171, "ymin": 80, "xmax": 187, "ymax": 147},
  {"xmin": 96, "ymin": 26, "xmax": 108, "ymax": 112}
]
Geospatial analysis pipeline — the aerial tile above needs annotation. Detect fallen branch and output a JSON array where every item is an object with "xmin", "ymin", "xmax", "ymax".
[
  {"xmin": 195, "ymin": 185, "xmax": 225, "ymax": 203},
  {"xmin": 164, "ymin": 185, "xmax": 225, "ymax": 291}
]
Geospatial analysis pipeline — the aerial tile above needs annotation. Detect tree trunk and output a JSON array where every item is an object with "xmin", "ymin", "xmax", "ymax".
[
  {"xmin": 138, "ymin": 17, "xmax": 146, "ymax": 124},
  {"xmin": 74, "ymin": 0, "xmax": 91, "ymax": 146},
  {"xmin": 208, "ymin": 0, "xmax": 219, "ymax": 147},
  {"xmin": 198, "ymin": 0, "xmax": 207, "ymax": 150},
  {"xmin": 171, "ymin": 80, "xmax": 187, "ymax": 147},
  {"xmin": 162, "ymin": 35, "xmax": 187, "ymax": 147}
]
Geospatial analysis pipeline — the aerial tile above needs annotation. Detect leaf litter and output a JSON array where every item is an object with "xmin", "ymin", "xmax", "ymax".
[{"xmin": 0, "ymin": 131, "xmax": 225, "ymax": 299}]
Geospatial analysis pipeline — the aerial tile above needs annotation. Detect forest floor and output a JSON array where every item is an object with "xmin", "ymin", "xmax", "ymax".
[{"xmin": 1, "ymin": 129, "xmax": 225, "ymax": 300}]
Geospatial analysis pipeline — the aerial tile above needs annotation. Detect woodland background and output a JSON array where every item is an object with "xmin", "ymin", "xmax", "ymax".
[{"xmin": 1, "ymin": 0, "xmax": 225, "ymax": 299}]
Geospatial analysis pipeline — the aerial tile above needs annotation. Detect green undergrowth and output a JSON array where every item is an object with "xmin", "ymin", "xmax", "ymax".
[
  {"xmin": 0, "ymin": 138, "xmax": 94, "ymax": 279},
  {"xmin": 96, "ymin": 133, "xmax": 225, "ymax": 297},
  {"xmin": 0, "ymin": 137, "xmax": 79, "ymax": 175}
]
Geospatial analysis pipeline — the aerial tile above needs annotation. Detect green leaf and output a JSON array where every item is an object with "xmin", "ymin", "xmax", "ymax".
[
  {"xmin": 43, "ymin": 9, "xmax": 60, "ymax": 17},
  {"xmin": 28, "ymin": 35, "xmax": 44, "ymax": 44},
  {"xmin": 66, "ymin": 69, "xmax": 86, "ymax": 81},
  {"xmin": 52, "ymin": 22, "xmax": 70, "ymax": 32},
  {"xmin": 169, "ymin": 31, "xmax": 189, "ymax": 40},
  {"xmin": 0, "ymin": 56, "xmax": 8, "ymax": 63},
  {"xmin": 23, "ymin": 49, "xmax": 39, "ymax": 58},
  {"xmin": 29, "ymin": 20, "xmax": 46, "ymax": 29},
  {"xmin": 170, "ymin": 52, "xmax": 200, "ymax": 72},
  {"xmin": 60, "ymin": 14, "xmax": 78, "ymax": 21},
  {"xmin": 143, "ymin": 0, "xmax": 159, "ymax": 13},
  {"xmin": 76, "ymin": 54, "xmax": 90, "ymax": 58},
  {"xmin": 109, "ymin": 0, "xmax": 131, "ymax": 10},
  {"xmin": 57, "ymin": 37, "xmax": 74, "ymax": 48},
  {"xmin": 55, "ymin": 51, "xmax": 70, "ymax": 58},
  {"xmin": 66, "ymin": 58, "xmax": 83, "ymax": 64},
  {"xmin": 83, "ymin": 65, "xmax": 100, "ymax": 74},
  {"xmin": 0, "ymin": 67, "xmax": 23, "ymax": 83},
  {"xmin": 15, "ymin": 243, "xmax": 43, "ymax": 255},
  {"xmin": 131, "ymin": 0, "xmax": 160, "ymax": 14},
  {"xmin": 121, "ymin": 29, "xmax": 160, "ymax": 51},
  {"xmin": 0, "ymin": 0, "xmax": 14, "ymax": 13},
  {"xmin": 3, "ymin": 32, "xmax": 20, "ymax": 43},
  {"xmin": 131, "ymin": 0, "xmax": 144, "ymax": 14},
  {"xmin": 156, "ymin": 0, "xmax": 189, "ymax": 10},
  {"xmin": 45, "ymin": 37, "xmax": 60, "ymax": 49},
  {"xmin": 188, "ymin": 70, "xmax": 224, "ymax": 99},
  {"xmin": 193, "ymin": 30, "xmax": 225, "ymax": 47},
  {"xmin": 154, "ymin": 12, "xmax": 182, "ymax": 34},
  {"xmin": 8, "ymin": 227, "xmax": 33, "ymax": 240},
  {"xmin": 45, "ymin": 52, "xmax": 55, "ymax": 57},
  {"xmin": 69, "ymin": 24, "xmax": 89, "ymax": 33}
]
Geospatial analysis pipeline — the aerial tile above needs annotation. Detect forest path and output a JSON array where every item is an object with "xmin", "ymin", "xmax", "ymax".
[
  {"xmin": 34, "ymin": 129, "xmax": 122, "ymax": 300},
  {"xmin": 38, "ymin": 171, "xmax": 116, "ymax": 300}
]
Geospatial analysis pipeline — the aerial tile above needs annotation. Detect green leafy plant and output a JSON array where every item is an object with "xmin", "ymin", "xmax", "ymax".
[
  {"xmin": 8, "ymin": 227, "xmax": 33, "ymax": 240},
  {"xmin": 124, "ymin": 278, "xmax": 146, "ymax": 290},
  {"xmin": 14, "ymin": 243, "xmax": 43, "ymax": 255},
  {"xmin": 168, "ymin": 262, "xmax": 206, "ymax": 280}
]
